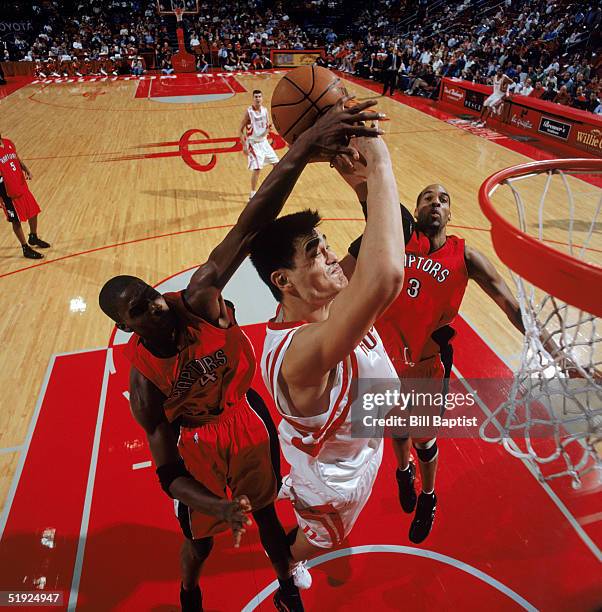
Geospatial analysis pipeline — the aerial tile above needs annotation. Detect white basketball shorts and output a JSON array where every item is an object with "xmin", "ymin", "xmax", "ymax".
[
  {"xmin": 483, "ymin": 92, "xmax": 505, "ymax": 108},
  {"xmin": 283, "ymin": 441, "xmax": 384, "ymax": 549},
  {"xmin": 247, "ymin": 139, "xmax": 279, "ymax": 170}
]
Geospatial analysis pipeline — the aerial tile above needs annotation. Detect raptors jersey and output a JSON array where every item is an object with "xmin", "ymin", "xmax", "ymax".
[
  {"xmin": 0, "ymin": 139, "xmax": 27, "ymax": 198},
  {"xmin": 377, "ymin": 234, "xmax": 468, "ymax": 373},
  {"xmin": 247, "ymin": 105, "xmax": 269, "ymax": 142},
  {"xmin": 124, "ymin": 291, "xmax": 256, "ymax": 424},
  {"xmin": 261, "ymin": 310, "xmax": 399, "ymax": 468}
]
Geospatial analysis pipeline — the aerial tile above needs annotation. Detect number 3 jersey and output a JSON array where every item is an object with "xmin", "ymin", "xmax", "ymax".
[{"xmin": 376, "ymin": 233, "xmax": 468, "ymax": 372}]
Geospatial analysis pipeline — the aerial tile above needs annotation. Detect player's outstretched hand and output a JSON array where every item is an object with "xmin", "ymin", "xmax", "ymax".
[
  {"xmin": 219, "ymin": 496, "xmax": 252, "ymax": 547},
  {"xmin": 297, "ymin": 95, "xmax": 385, "ymax": 167}
]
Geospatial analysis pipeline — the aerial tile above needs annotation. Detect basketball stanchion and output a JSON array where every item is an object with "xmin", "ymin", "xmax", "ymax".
[{"xmin": 478, "ymin": 158, "xmax": 602, "ymax": 488}]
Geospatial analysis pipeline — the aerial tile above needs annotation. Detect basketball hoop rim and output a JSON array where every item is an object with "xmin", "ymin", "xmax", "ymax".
[{"xmin": 478, "ymin": 158, "xmax": 602, "ymax": 318}]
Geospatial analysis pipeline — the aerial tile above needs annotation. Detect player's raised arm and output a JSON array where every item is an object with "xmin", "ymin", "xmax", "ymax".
[
  {"xmin": 129, "ymin": 367, "xmax": 252, "ymax": 545},
  {"xmin": 283, "ymin": 137, "xmax": 404, "ymax": 385},
  {"xmin": 464, "ymin": 244, "xmax": 524, "ymax": 333},
  {"xmin": 185, "ymin": 97, "xmax": 384, "ymax": 318}
]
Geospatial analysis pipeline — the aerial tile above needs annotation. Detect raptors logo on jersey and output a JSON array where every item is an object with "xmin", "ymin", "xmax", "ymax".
[
  {"xmin": 377, "ymin": 234, "xmax": 468, "ymax": 371},
  {"xmin": 0, "ymin": 139, "xmax": 27, "ymax": 198},
  {"xmin": 124, "ymin": 291, "xmax": 255, "ymax": 423}
]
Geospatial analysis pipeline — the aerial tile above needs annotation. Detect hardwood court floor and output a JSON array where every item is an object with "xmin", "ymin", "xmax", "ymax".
[
  {"xmin": 0, "ymin": 70, "xmax": 601, "ymax": 612},
  {"xmin": 0, "ymin": 70, "xmax": 598, "ymax": 512}
]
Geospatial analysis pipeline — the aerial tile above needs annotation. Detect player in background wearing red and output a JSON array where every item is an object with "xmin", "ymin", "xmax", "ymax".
[
  {"xmin": 99, "ymin": 98, "xmax": 383, "ymax": 612},
  {"xmin": 240, "ymin": 90, "xmax": 279, "ymax": 201},
  {"xmin": 0, "ymin": 135, "xmax": 51, "ymax": 259},
  {"xmin": 341, "ymin": 180, "xmax": 525, "ymax": 544}
]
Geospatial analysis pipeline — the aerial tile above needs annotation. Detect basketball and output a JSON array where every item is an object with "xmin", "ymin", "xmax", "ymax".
[{"xmin": 271, "ymin": 65, "xmax": 349, "ymax": 143}]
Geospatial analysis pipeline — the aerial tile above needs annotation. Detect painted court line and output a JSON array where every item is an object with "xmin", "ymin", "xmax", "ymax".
[
  {"xmin": 68, "ymin": 347, "xmax": 112, "ymax": 611},
  {"xmin": 0, "ymin": 446, "xmax": 23, "ymax": 455},
  {"xmin": 453, "ymin": 364, "xmax": 602, "ymax": 563},
  {"xmin": 132, "ymin": 461, "xmax": 152, "ymax": 470},
  {"xmin": 0, "ymin": 356, "xmax": 56, "ymax": 542},
  {"xmin": 241, "ymin": 544, "xmax": 537, "ymax": 612}
]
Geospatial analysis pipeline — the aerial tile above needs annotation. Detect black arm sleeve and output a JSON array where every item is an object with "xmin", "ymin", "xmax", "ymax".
[{"xmin": 349, "ymin": 202, "xmax": 415, "ymax": 259}]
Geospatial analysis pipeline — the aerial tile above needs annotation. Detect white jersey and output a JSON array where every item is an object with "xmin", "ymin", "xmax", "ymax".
[
  {"xmin": 247, "ymin": 105, "xmax": 269, "ymax": 143},
  {"xmin": 492, "ymin": 75, "xmax": 504, "ymax": 95},
  {"xmin": 260, "ymin": 309, "xmax": 400, "ymax": 547}
]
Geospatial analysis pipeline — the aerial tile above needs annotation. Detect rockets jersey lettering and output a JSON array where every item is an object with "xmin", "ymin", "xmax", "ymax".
[
  {"xmin": 247, "ymin": 105, "xmax": 269, "ymax": 142},
  {"xmin": 0, "ymin": 139, "xmax": 27, "ymax": 198},
  {"xmin": 124, "ymin": 291, "xmax": 256, "ymax": 424},
  {"xmin": 376, "ymin": 234, "xmax": 468, "ymax": 372},
  {"xmin": 261, "ymin": 310, "xmax": 399, "ymax": 463}
]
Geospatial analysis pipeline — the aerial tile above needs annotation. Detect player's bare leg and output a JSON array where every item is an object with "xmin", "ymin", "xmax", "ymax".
[
  {"xmin": 250, "ymin": 169, "xmax": 261, "ymax": 199},
  {"xmin": 10, "ymin": 219, "xmax": 43, "ymax": 259},
  {"xmin": 26, "ymin": 214, "xmax": 51, "ymax": 249},
  {"xmin": 180, "ymin": 537, "xmax": 213, "ymax": 611},
  {"xmin": 253, "ymin": 505, "xmax": 305, "ymax": 610},
  {"xmin": 290, "ymin": 527, "xmax": 327, "ymax": 563}
]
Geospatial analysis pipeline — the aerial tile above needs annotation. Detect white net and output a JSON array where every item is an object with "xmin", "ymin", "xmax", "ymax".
[{"xmin": 480, "ymin": 163, "xmax": 602, "ymax": 488}]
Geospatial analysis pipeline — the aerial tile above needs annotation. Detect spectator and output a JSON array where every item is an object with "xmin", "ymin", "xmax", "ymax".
[
  {"xmin": 553, "ymin": 85, "xmax": 572, "ymax": 106},
  {"xmin": 540, "ymin": 82, "xmax": 557, "ymax": 101}
]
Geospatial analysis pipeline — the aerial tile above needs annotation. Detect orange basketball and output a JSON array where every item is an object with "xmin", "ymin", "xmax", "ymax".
[{"xmin": 271, "ymin": 65, "xmax": 349, "ymax": 144}]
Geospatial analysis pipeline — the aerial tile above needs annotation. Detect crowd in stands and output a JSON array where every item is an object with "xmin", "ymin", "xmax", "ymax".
[
  {"xmin": 1, "ymin": 0, "xmax": 600, "ymax": 114},
  {"xmin": 325, "ymin": 0, "xmax": 601, "ymax": 114}
]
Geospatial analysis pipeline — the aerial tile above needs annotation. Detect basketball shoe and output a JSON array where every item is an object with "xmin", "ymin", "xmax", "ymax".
[
  {"xmin": 179, "ymin": 583, "xmax": 202, "ymax": 612},
  {"xmin": 22, "ymin": 244, "xmax": 43, "ymax": 259},
  {"xmin": 396, "ymin": 461, "xmax": 417, "ymax": 513},
  {"xmin": 28, "ymin": 233, "xmax": 51, "ymax": 248},
  {"xmin": 409, "ymin": 492, "xmax": 437, "ymax": 544},
  {"xmin": 273, "ymin": 588, "xmax": 304, "ymax": 612}
]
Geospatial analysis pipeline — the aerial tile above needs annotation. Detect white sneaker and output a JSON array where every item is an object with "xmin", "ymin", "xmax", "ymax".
[{"xmin": 291, "ymin": 561, "xmax": 312, "ymax": 590}]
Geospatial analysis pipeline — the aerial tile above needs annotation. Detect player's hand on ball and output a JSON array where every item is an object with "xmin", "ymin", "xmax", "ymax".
[
  {"xmin": 298, "ymin": 95, "xmax": 385, "ymax": 167},
  {"xmin": 220, "ymin": 495, "xmax": 252, "ymax": 547}
]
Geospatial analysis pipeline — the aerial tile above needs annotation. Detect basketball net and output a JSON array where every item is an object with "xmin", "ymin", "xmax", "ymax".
[
  {"xmin": 479, "ymin": 160, "xmax": 602, "ymax": 488},
  {"xmin": 174, "ymin": 7, "xmax": 184, "ymax": 22}
]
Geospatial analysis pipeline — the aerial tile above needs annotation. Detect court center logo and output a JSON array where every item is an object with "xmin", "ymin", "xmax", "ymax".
[{"xmin": 104, "ymin": 129, "xmax": 287, "ymax": 172}]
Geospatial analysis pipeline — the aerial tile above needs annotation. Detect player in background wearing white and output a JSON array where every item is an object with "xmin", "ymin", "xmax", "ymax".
[
  {"xmin": 473, "ymin": 69, "xmax": 514, "ymax": 128},
  {"xmin": 240, "ymin": 90, "xmax": 280, "ymax": 200},
  {"xmin": 250, "ymin": 132, "xmax": 404, "ymax": 566}
]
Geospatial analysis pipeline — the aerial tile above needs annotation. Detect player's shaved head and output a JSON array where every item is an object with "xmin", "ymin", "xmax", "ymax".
[
  {"xmin": 99, "ymin": 275, "xmax": 147, "ymax": 322},
  {"xmin": 416, "ymin": 184, "xmax": 450, "ymax": 207},
  {"xmin": 250, "ymin": 209, "xmax": 322, "ymax": 301}
]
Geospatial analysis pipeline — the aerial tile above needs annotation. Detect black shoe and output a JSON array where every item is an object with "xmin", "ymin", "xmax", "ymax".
[
  {"xmin": 22, "ymin": 244, "xmax": 44, "ymax": 259},
  {"xmin": 273, "ymin": 588, "xmax": 304, "ymax": 612},
  {"xmin": 396, "ymin": 462, "xmax": 417, "ymax": 513},
  {"xmin": 180, "ymin": 583, "xmax": 203, "ymax": 612},
  {"xmin": 409, "ymin": 492, "xmax": 437, "ymax": 544},
  {"xmin": 28, "ymin": 233, "xmax": 51, "ymax": 248}
]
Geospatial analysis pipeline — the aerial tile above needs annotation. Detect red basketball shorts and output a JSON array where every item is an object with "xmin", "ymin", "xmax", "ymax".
[
  {"xmin": 396, "ymin": 354, "xmax": 445, "ymax": 443},
  {"xmin": 176, "ymin": 397, "xmax": 278, "ymax": 540},
  {"xmin": 0, "ymin": 182, "xmax": 41, "ymax": 223}
]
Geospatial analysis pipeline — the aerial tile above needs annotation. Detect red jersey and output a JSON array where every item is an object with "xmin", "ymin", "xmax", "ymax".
[
  {"xmin": 0, "ymin": 139, "xmax": 28, "ymax": 198},
  {"xmin": 124, "ymin": 291, "xmax": 256, "ymax": 424},
  {"xmin": 376, "ymin": 234, "xmax": 468, "ymax": 373}
]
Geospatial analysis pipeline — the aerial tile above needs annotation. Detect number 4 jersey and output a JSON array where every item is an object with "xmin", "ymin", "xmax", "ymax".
[{"xmin": 376, "ymin": 233, "xmax": 468, "ymax": 373}]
